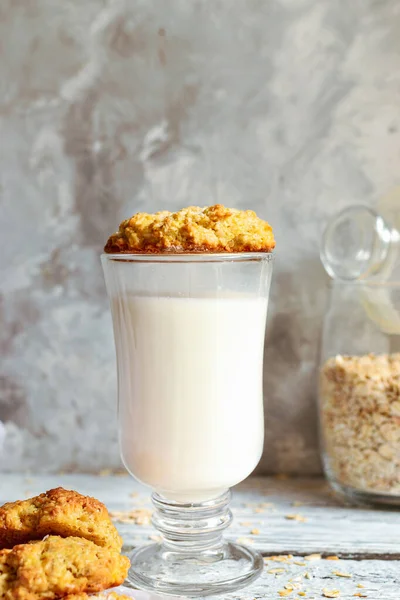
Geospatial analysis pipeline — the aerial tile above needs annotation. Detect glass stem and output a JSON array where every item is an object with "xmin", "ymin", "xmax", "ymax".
[{"xmin": 151, "ymin": 490, "xmax": 233, "ymax": 553}]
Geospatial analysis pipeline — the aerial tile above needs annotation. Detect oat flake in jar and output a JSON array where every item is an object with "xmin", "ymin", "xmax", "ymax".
[{"xmin": 319, "ymin": 281, "xmax": 400, "ymax": 506}]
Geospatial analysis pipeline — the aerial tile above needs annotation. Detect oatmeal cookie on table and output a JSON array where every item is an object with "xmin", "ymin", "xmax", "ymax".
[
  {"xmin": 0, "ymin": 536, "xmax": 129, "ymax": 600},
  {"xmin": 0, "ymin": 488, "xmax": 122, "ymax": 551}
]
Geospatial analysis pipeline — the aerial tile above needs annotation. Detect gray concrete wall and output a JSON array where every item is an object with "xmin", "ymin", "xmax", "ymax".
[{"xmin": 1, "ymin": 0, "xmax": 399, "ymax": 473}]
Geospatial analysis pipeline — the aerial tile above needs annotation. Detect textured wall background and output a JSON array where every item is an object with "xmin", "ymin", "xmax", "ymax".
[{"xmin": 1, "ymin": 0, "xmax": 399, "ymax": 473}]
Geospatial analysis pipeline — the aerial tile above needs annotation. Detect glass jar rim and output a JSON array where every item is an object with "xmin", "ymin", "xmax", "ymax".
[{"xmin": 101, "ymin": 252, "xmax": 274, "ymax": 264}]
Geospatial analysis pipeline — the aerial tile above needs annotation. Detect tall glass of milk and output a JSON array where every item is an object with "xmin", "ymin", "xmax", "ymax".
[{"xmin": 102, "ymin": 252, "xmax": 273, "ymax": 596}]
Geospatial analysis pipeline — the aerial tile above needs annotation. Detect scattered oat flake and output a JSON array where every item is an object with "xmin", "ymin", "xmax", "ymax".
[
  {"xmin": 99, "ymin": 468, "xmax": 112, "ymax": 476},
  {"xmin": 236, "ymin": 537, "xmax": 253, "ymax": 545},
  {"xmin": 322, "ymin": 589, "xmax": 340, "ymax": 598},
  {"xmin": 278, "ymin": 591, "xmax": 293, "ymax": 597},
  {"xmin": 305, "ymin": 554, "xmax": 321, "ymax": 561},
  {"xmin": 130, "ymin": 492, "xmax": 138, "ymax": 497},
  {"xmin": 239, "ymin": 521, "xmax": 252, "ymax": 526},
  {"xmin": 333, "ymin": 571, "xmax": 352, "ymax": 578},
  {"xmin": 267, "ymin": 568, "xmax": 286, "ymax": 574},
  {"xmin": 298, "ymin": 593, "xmax": 306, "ymax": 597},
  {"xmin": 109, "ymin": 508, "xmax": 152, "ymax": 525},
  {"xmin": 357, "ymin": 584, "xmax": 365, "ymax": 588},
  {"xmin": 304, "ymin": 572, "xmax": 312, "ymax": 580},
  {"xmin": 269, "ymin": 555, "xmax": 293, "ymax": 562},
  {"xmin": 325, "ymin": 555, "xmax": 340, "ymax": 560},
  {"xmin": 353, "ymin": 594, "xmax": 367, "ymax": 598},
  {"xmin": 293, "ymin": 561, "xmax": 306, "ymax": 566},
  {"xmin": 254, "ymin": 508, "xmax": 266, "ymax": 513},
  {"xmin": 285, "ymin": 514, "xmax": 307, "ymax": 522},
  {"xmin": 250, "ymin": 528, "xmax": 260, "ymax": 535}
]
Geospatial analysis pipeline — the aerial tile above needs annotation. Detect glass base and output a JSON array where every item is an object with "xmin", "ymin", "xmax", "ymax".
[
  {"xmin": 126, "ymin": 490, "xmax": 263, "ymax": 596},
  {"xmin": 322, "ymin": 456, "xmax": 400, "ymax": 508},
  {"xmin": 128, "ymin": 541, "xmax": 263, "ymax": 596},
  {"xmin": 330, "ymin": 478, "xmax": 400, "ymax": 509}
]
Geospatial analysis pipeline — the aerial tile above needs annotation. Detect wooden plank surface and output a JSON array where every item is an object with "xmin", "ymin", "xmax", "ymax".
[
  {"xmin": 1, "ymin": 475, "xmax": 400, "ymax": 599},
  {"xmin": 120, "ymin": 559, "xmax": 400, "ymax": 600},
  {"xmin": 3, "ymin": 474, "xmax": 400, "ymax": 557}
]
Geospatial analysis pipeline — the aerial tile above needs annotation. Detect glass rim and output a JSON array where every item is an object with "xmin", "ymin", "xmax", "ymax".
[
  {"xmin": 328, "ymin": 279, "xmax": 400, "ymax": 289},
  {"xmin": 101, "ymin": 252, "xmax": 274, "ymax": 264}
]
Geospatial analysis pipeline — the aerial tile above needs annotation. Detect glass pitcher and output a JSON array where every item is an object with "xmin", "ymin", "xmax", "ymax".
[{"xmin": 319, "ymin": 188, "xmax": 400, "ymax": 506}]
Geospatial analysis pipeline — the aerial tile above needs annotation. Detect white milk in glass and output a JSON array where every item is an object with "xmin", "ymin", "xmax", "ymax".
[{"xmin": 112, "ymin": 295, "xmax": 267, "ymax": 502}]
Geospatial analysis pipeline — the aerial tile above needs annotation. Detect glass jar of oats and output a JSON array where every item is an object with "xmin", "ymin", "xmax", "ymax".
[{"xmin": 319, "ymin": 281, "xmax": 400, "ymax": 505}]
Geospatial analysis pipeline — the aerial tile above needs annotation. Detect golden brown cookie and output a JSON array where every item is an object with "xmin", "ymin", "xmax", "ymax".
[
  {"xmin": 104, "ymin": 204, "xmax": 275, "ymax": 254},
  {"xmin": 0, "ymin": 536, "xmax": 129, "ymax": 600},
  {"xmin": 0, "ymin": 488, "xmax": 122, "ymax": 551}
]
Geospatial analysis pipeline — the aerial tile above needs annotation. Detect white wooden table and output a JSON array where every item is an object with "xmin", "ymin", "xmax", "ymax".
[{"xmin": 1, "ymin": 474, "xmax": 400, "ymax": 599}]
